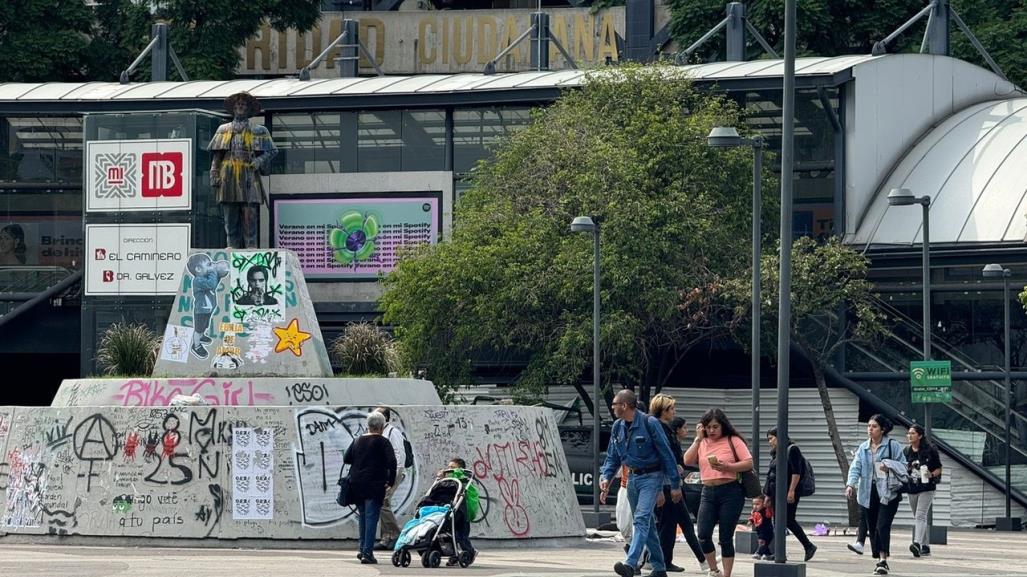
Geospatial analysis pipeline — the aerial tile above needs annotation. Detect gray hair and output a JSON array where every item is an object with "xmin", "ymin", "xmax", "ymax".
[{"xmin": 366, "ymin": 411, "xmax": 386, "ymax": 433}]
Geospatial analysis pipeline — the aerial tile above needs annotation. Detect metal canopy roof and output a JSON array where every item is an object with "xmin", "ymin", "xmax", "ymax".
[
  {"xmin": 0, "ymin": 55, "xmax": 880, "ymax": 113},
  {"xmin": 850, "ymin": 98, "xmax": 1027, "ymax": 247}
]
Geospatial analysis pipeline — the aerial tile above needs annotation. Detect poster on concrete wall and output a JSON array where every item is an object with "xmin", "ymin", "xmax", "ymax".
[
  {"xmin": 85, "ymin": 224, "xmax": 190, "ymax": 295},
  {"xmin": 85, "ymin": 139, "xmax": 193, "ymax": 212},
  {"xmin": 272, "ymin": 195, "xmax": 440, "ymax": 280},
  {"xmin": 228, "ymin": 250, "xmax": 285, "ymax": 325},
  {"xmin": 232, "ymin": 427, "xmax": 274, "ymax": 520}
]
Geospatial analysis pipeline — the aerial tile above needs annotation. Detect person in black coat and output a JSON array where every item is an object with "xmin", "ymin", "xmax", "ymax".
[
  {"xmin": 650, "ymin": 394, "xmax": 707, "ymax": 573},
  {"xmin": 765, "ymin": 428, "xmax": 817, "ymax": 562},
  {"xmin": 344, "ymin": 411, "xmax": 397, "ymax": 564}
]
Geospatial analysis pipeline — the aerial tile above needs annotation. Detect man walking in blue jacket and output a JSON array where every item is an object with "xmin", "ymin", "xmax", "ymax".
[{"xmin": 599, "ymin": 389, "xmax": 683, "ymax": 577}]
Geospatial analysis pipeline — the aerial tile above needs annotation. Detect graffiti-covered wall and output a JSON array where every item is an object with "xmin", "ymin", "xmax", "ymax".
[
  {"xmin": 51, "ymin": 378, "xmax": 441, "ymax": 408},
  {"xmin": 0, "ymin": 405, "xmax": 584, "ymax": 540}
]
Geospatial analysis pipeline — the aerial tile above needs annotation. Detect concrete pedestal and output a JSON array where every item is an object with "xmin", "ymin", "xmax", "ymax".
[
  {"xmin": 754, "ymin": 562, "xmax": 806, "ymax": 577},
  {"xmin": 996, "ymin": 517, "xmax": 1023, "ymax": 532},
  {"xmin": 929, "ymin": 525, "xmax": 948, "ymax": 544},
  {"xmin": 735, "ymin": 531, "xmax": 759, "ymax": 555}
]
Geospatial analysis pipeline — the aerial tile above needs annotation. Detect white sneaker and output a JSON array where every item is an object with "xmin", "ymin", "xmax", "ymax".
[
  {"xmin": 699, "ymin": 561, "xmax": 710, "ymax": 572},
  {"xmin": 707, "ymin": 570, "xmax": 722, "ymax": 577},
  {"xmin": 848, "ymin": 541, "xmax": 865, "ymax": 555}
]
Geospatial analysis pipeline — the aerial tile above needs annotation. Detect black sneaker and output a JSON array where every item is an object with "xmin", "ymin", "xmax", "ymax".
[
  {"xmin": 804, "ymin": 544, "xmax": 817, "ymax": 562},
  {"xmin": 874, "ymin": 560, "xmax": 889, "ymax": 575},
  {"xmin": 199, "ymin": 334, "xmax": 212, "ymax": 344},
  {"xmin": 614, "ymin": 562, "xmax": 635, "ymax": 577},
  {"xmin": 920, "ymin": 545, "xmax": 931, "ymax": 556},
  {"xmin": 665, "ymin": 564, "xmax": 685, "ymax": 573},
  {"xmin": 360, "ymin": 555, "xmax": 378, "ymax": 565},
  {"xmin": 909, "ymin": 543, "xmax": 921, "ymax": 558}
]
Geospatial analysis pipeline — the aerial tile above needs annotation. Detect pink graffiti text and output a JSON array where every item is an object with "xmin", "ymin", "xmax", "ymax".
[{"xmin": 113, "ymin": 379, "xmax": 275, "ymax": 407}]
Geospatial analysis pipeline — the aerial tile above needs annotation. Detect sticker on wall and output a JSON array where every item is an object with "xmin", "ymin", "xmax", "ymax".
[
  {"xmin": 273, "ymin": 319, "xmax": 311, "ymax": 357},
  {"xmin": 232, "ymin": 427, "xmax": 274, "ymax": 520},
  {"xmin": 212, "ymin": 322, "xmax": 244, "ymax": 369},
  {"xmin": 185, "ymin": 254, "xmax": 230, "ymax": 360},
  {"xmin": 230, "ymin": 251, "xmax": 285, "ymax": 325},
  {"xmin": 245, "ymin": 321, "xmax": 274, "ymax": 364},
  {"xmin": 159, "ymin": 324, "xmax": 194, "ymax": 363}
]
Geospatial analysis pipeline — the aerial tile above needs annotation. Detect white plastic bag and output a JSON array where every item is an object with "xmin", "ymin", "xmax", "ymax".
[{"xmin": 615, "ymin": 485, "xmax": 633, "ymax": 539}]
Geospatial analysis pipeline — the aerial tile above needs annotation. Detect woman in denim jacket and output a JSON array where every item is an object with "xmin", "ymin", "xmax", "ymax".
[{"xmin": 845, "ymin": 414, "xmax": 907, "ymax": 576}]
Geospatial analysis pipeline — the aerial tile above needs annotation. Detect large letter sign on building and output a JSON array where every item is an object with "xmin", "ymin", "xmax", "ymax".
[
  {"xmin": 910, "ymin": 360, "xmax": 952, "ymax": 403},
  {"xmin": 86, "ymin": 139, "xmax": 193, "ymax": 212}
]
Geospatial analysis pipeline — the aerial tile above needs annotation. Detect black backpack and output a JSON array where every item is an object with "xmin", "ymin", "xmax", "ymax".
[
  {"xmin": 402, "ymin": 437, "xmax": 414, "ymax": 468},
  {"xmin": 792, "ymin": 445, "xmax": 816, "ymax": 497}
]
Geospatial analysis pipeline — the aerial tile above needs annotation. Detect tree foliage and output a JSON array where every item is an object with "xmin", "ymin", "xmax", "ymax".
[
  {"xmin": 667, "ymin": 0, "xmax": 1027, "ymax": 90},
  {"xmin": 1, "ymin": 0, "xmax": 322, "ymax": 82},
  {"xmin": 382, "ymin": 64, "xmax": 773, "ymax": 406}
]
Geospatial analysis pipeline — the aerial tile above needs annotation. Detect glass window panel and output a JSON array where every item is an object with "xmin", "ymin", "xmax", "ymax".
[
  {"xmin": 453, "ymin": 107, "xmax": 531, "ymax": 174},
  {"xmin": 272, "ymin": 113, "xmax": 343, "ymax": 174},
  {"xmin": 358, "ymin": 110, "xmax": 402, "ymax": 172},
  {"xmin": 401, "ymin": 110, "xmax": 446, "ymax": 171}
]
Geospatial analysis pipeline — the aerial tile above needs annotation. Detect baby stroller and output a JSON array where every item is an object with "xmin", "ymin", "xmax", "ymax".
[{"xmin": 391, "ymin": 472, "xmax": 476, "ymax": 569}]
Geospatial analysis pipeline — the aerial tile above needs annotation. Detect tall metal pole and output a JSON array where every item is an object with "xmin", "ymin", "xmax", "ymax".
[
  {"xmin": 751, "ymin": 139, "xmax": 763, "ymax": 474},
  {"xmin": 921, "ymin": 199, "xmax": 934, "ymax": 538},
  {"xmin": 592, "ymin": 223, "xmax": 601, "ymax": 518},
  {"xmin": 1004, "ymin": 273, "xmax": 1012, "ymax": 519},
  {"xmin": 773, "ymin": 0, "xmax": 796, "ymax": 563}
]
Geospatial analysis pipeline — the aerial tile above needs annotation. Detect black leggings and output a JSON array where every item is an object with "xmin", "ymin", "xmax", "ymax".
[
  {"xmin": 785, "ymin": 495, "xmax": 813, "ymax": 549},
  {"xmin": 697, "ymin": 482, "xmax": 745, "ymax": 558},
  {"xmin": 861, "ymin": 484, "xmax": 901, "ymax": 558},
  {"xmin": 657, "ymin": 487, "xmax": 705, "ymax": 567}
]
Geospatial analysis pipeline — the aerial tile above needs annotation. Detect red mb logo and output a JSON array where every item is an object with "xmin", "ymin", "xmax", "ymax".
[{"xmin": 142, "ymin": 152, "xmax": 184, "ymax": 198}]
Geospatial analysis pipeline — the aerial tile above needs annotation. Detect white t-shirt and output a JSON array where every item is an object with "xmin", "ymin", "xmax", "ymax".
[{"xmin": 383, "ymin": 423, "xmax": 406, "ymax": 470}]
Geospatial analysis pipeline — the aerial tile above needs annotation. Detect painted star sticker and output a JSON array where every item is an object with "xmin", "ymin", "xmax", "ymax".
[{"xmin": 273, "ymin": 319, "xmax": 312, "ymax": 357}]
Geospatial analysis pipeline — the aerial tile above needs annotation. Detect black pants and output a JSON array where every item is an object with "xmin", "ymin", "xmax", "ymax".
[
  {"xmin": 785, "ymin": 495, "xmax": 813, "ymax": 549},
  {"xmin": 454, "ymin": 511, "xmax": 475, "ymax": 554},
  {"xmin": 657, "ymin": 487, "xmax": 705, "ymax": 567},
  {"xmin": 861, "ymin": 484, "xmax": 900, "ymax": 558},
  {"xmin": 696, "ymin": 482, "xmax": 745, "ymax": 558}
]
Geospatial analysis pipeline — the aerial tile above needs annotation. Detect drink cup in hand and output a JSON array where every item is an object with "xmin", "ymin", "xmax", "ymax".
[{"xmin": 920, "ymin": 464, "xmax": 930, "ymax": 483}]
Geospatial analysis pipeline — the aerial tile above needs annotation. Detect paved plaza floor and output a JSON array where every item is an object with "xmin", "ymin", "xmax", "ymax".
[{"xmin": 0, "ymin": 530, "xmax": 1023, "ymax": 577}]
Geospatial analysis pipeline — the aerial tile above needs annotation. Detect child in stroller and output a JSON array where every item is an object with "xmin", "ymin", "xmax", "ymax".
[{"xmin": 392, "ymin": 458, "xmax": 479, "ymax": 569}]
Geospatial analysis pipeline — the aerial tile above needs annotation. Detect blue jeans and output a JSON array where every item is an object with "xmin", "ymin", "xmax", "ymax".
[
  {"xmin": 626, "ymin": 471, "xmax": 666, "ymax": 571},
  {"xmin": 221, "ymin": 202, "xmax": 259, "ymax": 248},
  {"xmin": 357, "ymin": 499, "xmax": 383, "ymax": 557}
]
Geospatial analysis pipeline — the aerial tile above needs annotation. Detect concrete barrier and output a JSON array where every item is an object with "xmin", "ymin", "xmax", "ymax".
[
  {"xmin": 52, "ymin": 378, "xmax": 441, "ymax": 408},
  {"xmin": 0, "ymin": 405, "xmax": 584, "ymax": 540},
  {"xmin": 152, "ymin": 249, "xmax": 333, "ymax": 378}
]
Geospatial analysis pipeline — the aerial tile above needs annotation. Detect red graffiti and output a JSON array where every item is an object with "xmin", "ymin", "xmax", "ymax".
[
  {"xmin": 124, "ymin": 432, "xmax": 140, "ymax": 461},
  {"xmin": 473, "ymin": 443, "xmax": 533, "ymax": 537},
  {"xmin": 113, "ymin": 378, "xmax": 274, "ymax": 407},
  {"xmin": 162, "ymin": 431, "xmax": 180, "ymax": 459}
]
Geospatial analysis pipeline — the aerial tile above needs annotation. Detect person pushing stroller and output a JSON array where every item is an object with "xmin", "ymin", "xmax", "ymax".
[{"xmin": 434, "ymin": 458, "xmax": 479, "ymax": 566}]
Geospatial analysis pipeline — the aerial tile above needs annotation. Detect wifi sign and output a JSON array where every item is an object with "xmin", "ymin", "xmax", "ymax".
[{"xmin": 910, "ymin": 360, "xmax": 952, "ymax": 404}]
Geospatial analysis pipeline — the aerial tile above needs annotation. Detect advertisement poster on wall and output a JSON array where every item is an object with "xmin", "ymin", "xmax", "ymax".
[
  {"xmin": 85, "ymin": 138, "xmax": 193, "ymax": 213},
  {"xmin": 85, "ymin": 223, "xmax": 191, "ymax": 295},
  {"xmin": 272, "ymin": 194, "xmax": 441, "ymax": 280},
  {"xmin": 0, "ymin": 217, "xmax": 83, "ymax": 269}
]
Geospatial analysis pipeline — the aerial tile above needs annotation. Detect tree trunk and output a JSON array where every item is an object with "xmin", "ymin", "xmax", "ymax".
[{"xmin": 813, "ymin": 363, "xmax": 861, "ymax": 527}]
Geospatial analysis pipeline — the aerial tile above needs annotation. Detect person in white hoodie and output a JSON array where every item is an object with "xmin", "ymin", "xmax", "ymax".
[{"xmin": 845, "ymin": 414, "xmax": 907, "ymax": 576}]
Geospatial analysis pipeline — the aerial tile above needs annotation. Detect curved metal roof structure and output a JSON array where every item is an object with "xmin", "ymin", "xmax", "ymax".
[
  {"xmin": 850, "ymin": 98, "xmax": 1027, "ymax": 247},
  {"xmin": 0, "ymin": 55, "xmax": 880, "ymax": 113}
]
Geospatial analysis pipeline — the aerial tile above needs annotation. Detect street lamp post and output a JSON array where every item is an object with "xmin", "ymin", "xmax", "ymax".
[
  {"xmin": 707, "ymin": 127, "xmax": 765, "ymax": 475},
  {"xmin": 983, "ymin": 263, "xmax": 1022, "ymax": 532},
  {"xmin": 887, "ymin": 187, "xmax": 946, "ymax": 544},
  {"xmin": 571, "ymin": 215, "xmax": 605, "ymax": 526}
]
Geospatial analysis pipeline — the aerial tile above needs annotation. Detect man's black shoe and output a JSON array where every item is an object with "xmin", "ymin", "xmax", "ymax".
[
  {"xmin": 804, "ymin": 544, "xmax": 818, "ymax": 562},
  {"xmin": 374, "ymin": 540, "xmax": 393, "ymax": 551},
  {"xmin": 614, "ymin": 561, "xmax": 635, "ymax": 577},
  {"xmin": 666, "ymin": 564, "xmax": 685, "ymax": 572}
]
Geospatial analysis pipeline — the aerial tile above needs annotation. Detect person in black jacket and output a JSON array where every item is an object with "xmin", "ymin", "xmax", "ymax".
[
  {"xmin": 765, "ymin": 428, "xmax": 817, "ymax": 562},
  {"xmin": 344, "ymin": 411, "xmax": 398, "ymax": 564},
  {"xmin": 903, "ymin": 424, "xmax": 941, "ymax": 558},
  {"xmin": 651, "ymin": 394, "xmax": 706, "ymax": 573}
]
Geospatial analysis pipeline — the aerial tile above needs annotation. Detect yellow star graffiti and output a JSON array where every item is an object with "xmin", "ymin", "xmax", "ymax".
[{"xmin": 273, "ymin": 319, "xmax": 312, "ymax": 357}]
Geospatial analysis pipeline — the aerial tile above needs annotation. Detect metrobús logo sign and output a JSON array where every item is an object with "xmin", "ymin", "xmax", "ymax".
[{"xmin": 86, "ymin": 139, "xmax": 193, "ymax": 213}]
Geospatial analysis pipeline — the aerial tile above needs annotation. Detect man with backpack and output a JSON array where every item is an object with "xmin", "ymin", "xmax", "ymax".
[
  {"xmin": 764, "ymin": 428, "xmax": 817, "ymax": 562},
  {"xmin": 375, "ymin": 406, "xmax": 412, "ymax": 550}
]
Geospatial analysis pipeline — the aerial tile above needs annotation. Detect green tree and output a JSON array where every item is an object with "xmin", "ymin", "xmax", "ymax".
[
  {"xmin": 726, "ymin": 236, "xmax": 886, "ymax": 525},
  {"xmin": 381, "ymin": 64, "xmax": 772, "ymax": 407},
  {"xmin": 0, "ymin": 0, "xmax": 93, "ymax": 82},
  {"xmin": 668, "ymin": 0, "xmax": 1027, "ymax": 90}
]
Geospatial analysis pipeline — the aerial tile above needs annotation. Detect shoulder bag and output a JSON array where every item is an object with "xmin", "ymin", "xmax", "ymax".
[{"xmin": 729, "ymin": 435, "xmax": 762, "ymax": 498}]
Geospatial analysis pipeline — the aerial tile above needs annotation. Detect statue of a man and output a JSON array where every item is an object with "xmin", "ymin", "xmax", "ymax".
[{"xmin": 209, "ymin": 92, "xmax": 278, "ymax": 249}]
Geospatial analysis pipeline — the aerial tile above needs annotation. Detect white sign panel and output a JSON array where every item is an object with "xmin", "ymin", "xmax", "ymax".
[
  {"xmin": 85, "ymin": 224, "xmax": 191, "ymax": 295},
  {"xmin": 86, "ymin": 138, "xmax": 193, "ymax": 213}
]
